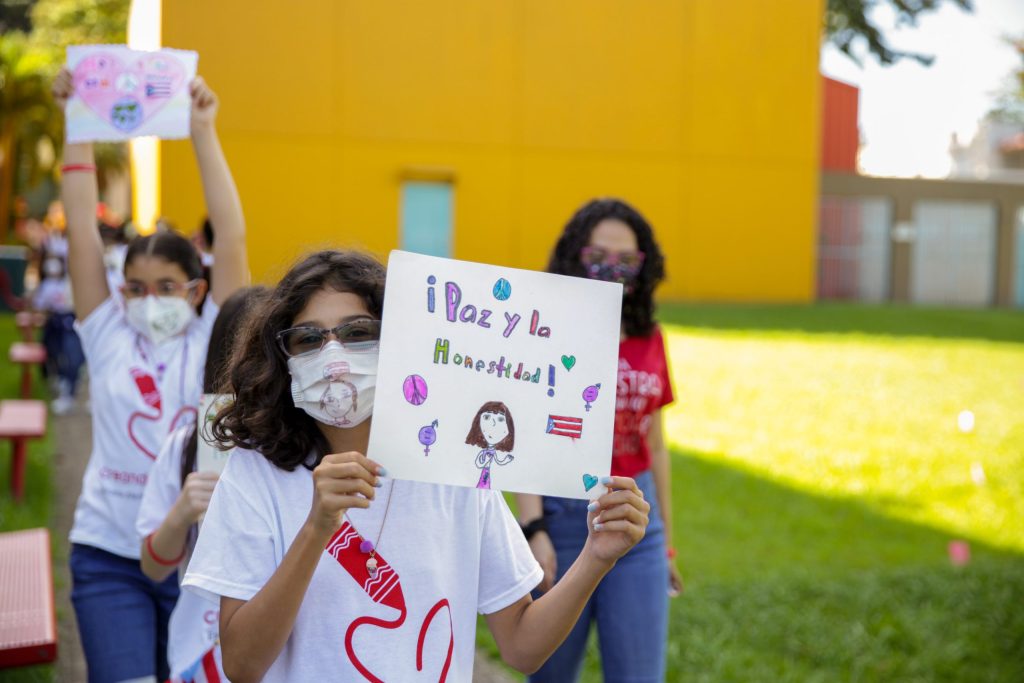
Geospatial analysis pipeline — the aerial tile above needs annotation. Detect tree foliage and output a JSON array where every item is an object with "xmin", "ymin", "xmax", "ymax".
[{"xmin": 825, "ymin": 0, "xmax": 973, "ymax": 66}]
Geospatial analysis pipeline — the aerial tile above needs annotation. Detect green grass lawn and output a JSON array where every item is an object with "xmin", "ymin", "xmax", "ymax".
[
  {"xmin": 0, "ymin": 313, "xmax": 56, "ymax": 683},
  {"xmin": 483, "ymin": 304, "xmax": 1024, "ymax": 682}
]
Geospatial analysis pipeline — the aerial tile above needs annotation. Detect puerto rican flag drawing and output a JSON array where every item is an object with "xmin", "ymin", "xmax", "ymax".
[
  {"xmin": 169, "ymin": 646, "xmax": 221, "ymax": 683},
  {"xmin": 546, "ymin": 414, "xmax": 583, "ymax": 439}
]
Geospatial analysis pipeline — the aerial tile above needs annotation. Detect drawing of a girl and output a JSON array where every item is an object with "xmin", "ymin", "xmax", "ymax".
[
  {"xmin": 319, "ymin": 361, "xmax": 358, "ymax": 426},
  {"xmin": 464, "ymin": 401, "xmax": 516, "ymax": 490}
]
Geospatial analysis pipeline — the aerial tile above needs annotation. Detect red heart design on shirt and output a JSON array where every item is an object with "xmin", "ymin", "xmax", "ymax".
[
  {"xmin": 127, "ymin": 406, "xmax": 197, "ymax": 461},
  {"xmin": 72, "ymin": 51, "xmax": 187, "ymax": 132}
]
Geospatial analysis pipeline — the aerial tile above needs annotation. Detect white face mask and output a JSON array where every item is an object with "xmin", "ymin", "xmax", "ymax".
[
  {"xmin": 125, "ymin": 296, "xmax": 196, "ymax": 345},
  {"xmin": 287, "ymin": 341, "xmax": 378, "ymax": 428}
]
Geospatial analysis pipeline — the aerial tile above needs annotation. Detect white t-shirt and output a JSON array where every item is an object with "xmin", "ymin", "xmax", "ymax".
[
  {"xmin": 183, "ymin": 450, "xmax": 542, "ymax": 682},
  {"xmin": 32, "ymin": 278, "xmax": 73, "ymax": 313},
  {"xmin": 136, "ymin": 427, "xmax": 226, "ymax": 681},
  {"xmin": 71, "ymin": 295, "xmax": 218, "ymax": 558}
]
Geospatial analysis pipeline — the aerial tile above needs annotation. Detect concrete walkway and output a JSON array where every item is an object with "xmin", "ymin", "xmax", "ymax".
[{"xmin": 50, "ymin": 402, "xmax": 518, "ymax": 683}]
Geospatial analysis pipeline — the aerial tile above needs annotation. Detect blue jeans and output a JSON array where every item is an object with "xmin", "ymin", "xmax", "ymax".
[
  {"xmin": 70, "ymin": 544, "xmax": 179, "ymax": 683},
  {"xmin": 530, "ymin": 470, "xmax": 668, "ymax": 683},
  {"xmin": 43, "ymin": 312, "xmax": 84, "ymax": 394}
]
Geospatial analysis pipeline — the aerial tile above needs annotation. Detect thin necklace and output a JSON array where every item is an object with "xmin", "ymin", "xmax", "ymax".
[{"xmin": 347, "ymin": 479, "xmax": 395, "ymax": 578}]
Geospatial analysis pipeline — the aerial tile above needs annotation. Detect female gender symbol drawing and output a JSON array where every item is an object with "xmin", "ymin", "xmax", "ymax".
[
  {"xmin": 464, "ymin": 402, "xmax": 516, "ymax": 490},
  {"xmin": 419, "ymin": 420, "xmax": 438, "ymax": 456}
]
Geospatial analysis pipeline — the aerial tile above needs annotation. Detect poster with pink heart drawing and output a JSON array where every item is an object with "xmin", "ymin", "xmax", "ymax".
[
  {"xmin": 367, "ymin": 251, "xmax": 622, "ymax": 500},
  {"xmin": 65, "ymin": 45, "xmax": 198, "ymax": 143}
]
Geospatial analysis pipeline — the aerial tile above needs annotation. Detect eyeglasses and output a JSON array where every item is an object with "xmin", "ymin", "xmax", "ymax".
[
  {"xmin": 580, "ymin": 246, "xmax": 645, "ymax": 270},
  {"xmin": 276, "ymin": 319, "xmax": 382, "ymax": 358},
  {"xmin": 120, "ymin": 279, "xmax": 201, "ymax": 300}
]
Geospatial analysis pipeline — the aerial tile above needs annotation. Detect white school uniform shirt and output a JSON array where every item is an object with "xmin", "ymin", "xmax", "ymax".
[
  {"xmin": 71, "ymin": 295, "xmax": 218, "ymax": 558},
  {"xmin": 183, "ymin": 450, "xmax": 543, "ymax": 682},
  {"xmin": 136, "ymin": 427, "xmax": 227, "ymax": 681}
]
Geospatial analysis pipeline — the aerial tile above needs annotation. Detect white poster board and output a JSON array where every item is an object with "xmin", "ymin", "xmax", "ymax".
[
  {"xmin": 196, "ymin": 394, "xmax": 233, "ymax": 475},
  {"xmin": 367, "ymin": 251, "xmax": 622, "ymax": 499},
  {"xmin": 65, "ymin": 45, "xmax": 198, "ymax": 143}
]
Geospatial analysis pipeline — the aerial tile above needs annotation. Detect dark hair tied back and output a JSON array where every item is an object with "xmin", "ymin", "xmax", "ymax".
[{"xmin": 124, "ymin": 231, "xmax": 204, "ymax": 282}]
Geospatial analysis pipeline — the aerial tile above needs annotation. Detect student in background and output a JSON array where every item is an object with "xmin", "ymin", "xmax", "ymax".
[
  {"xmin": 137, "ymin": 286, "xmax": 265, "ymax": 683},
  {"xmin": 53, "ymin": 67, "xmax": 249, "ymax": 683},
  {"xmin": 518, "ymin": 198, "xmax": 681, "ymax": 683},
  {"xmin": 32, "ymin": 249, "xmax": 84, "ymax": 414}
]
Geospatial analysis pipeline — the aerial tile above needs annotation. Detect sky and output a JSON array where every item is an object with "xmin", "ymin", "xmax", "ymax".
[{"xmin": 820, "ymin": 0, "xmax": 1024, "ymax": 178}]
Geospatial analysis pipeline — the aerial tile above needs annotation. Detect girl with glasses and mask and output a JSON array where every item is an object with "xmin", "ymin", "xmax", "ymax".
[
  {"xmin": 52, "ymin": 68, "xmax": 250, "ymax": 683},
  {"xmin": 182, "ymin": 249, "xmax": 651, "ymax": 682},
  {"xmin": 517, "ymin": 198, "xmax": 681, "ymax": 683}
]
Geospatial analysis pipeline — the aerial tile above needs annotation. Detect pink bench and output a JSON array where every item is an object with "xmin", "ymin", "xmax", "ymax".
[
  {"xmin": 13, "ymin": 312, "xmax": 44, "ymax": 343},
  {"xmin": 8, "ymin": 343, "xmax": 46, "ymax": 399},
  {"xmin": 0, "ymin": 401, "xmax": 47, "ymax": 501},
  {"xmin": 0, "ymin": 528, "xmax": 57, "ymax": 668}
]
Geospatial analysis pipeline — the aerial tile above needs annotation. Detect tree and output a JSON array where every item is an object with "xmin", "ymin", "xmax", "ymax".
[
  {"xmin": 988, "ymin": 37, "xmax": 1024, "ymax": 122},
  {"xmin": 0, "ymin": 32, "xmax": 53, "ymax": 242},
  {"xmin": 0, "ymin": 0, "xmax": 130, "ymax": 242},
  {"xmin": 825, "ymin": 0, "xmax": 973, "ymax": 66}
]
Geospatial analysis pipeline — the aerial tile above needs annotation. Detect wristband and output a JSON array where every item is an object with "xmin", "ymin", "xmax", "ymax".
[
  {"xmin": 666, "ymin": 547, "xmax": 677, "ymax": 560},
  {"xmin": 146, "ymin": 532, "xmax": 186, "ymax": 566},
  {"xmin": 520, "ymin": 517, "xmax": 549, "ymax": 541},
  {"xmin": 60, "ymin": 163, "xmax": 96, "ymax": 173}
]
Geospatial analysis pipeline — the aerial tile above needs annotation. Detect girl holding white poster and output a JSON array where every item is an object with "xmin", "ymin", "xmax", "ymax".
[
  {"xmin": 518, "ymin": 198, "xmax": 681, "ymax": 683},
  {"xmin": 53, "ymin": 67, "xmax": 250, "ymax": 683},
  {"xmin": 182, "ymin": 250, "xmax": 651, "ymax": 682}
]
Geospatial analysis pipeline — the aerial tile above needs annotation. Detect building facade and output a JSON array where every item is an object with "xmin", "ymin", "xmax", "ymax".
[{"xmin": 157, "ymin": 1, "xmax": 823, "ymax": 301}]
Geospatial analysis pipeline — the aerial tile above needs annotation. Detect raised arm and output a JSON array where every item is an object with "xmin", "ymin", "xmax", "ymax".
[
  {"xmin": 53, "ymin": 69, "xmax": 110, "ymax": 320},
  {"xmin": 189, "ymin": 77, "xmax": 248, "ymax": 306}
]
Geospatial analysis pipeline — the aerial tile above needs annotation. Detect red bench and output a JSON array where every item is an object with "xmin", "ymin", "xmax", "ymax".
[
  {"xmin": 8, "ymin": 343, "xmax": 46, "ymax": 399},
  {"xmin": 0, "ymin": 528, "xmax": 57, "ymax": 668},
  {"xmin": 0, "ymin": 401, "xmax": 47, "ymax": 502}
]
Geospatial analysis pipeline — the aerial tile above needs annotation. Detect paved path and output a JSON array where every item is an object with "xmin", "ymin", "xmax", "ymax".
[{"xmin": 50, "ymin": 400, "xmax": 519, "ymax": 683}]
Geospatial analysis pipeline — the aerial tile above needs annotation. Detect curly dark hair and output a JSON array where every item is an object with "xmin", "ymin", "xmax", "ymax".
[
  {"xmin": 211, "ymin": 250, "xmax": 386, "ymax": 471},
  {"xmin": 548, "ymin": 198, "xmax": 665, "ymax": 337}
]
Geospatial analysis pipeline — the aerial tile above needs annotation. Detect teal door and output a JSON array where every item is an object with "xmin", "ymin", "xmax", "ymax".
[{"xmin": 400, "ymin": 182, "xmax": 453, "ymax": 257}]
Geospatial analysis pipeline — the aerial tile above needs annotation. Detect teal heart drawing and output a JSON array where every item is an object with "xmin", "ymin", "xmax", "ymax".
[
  {"xmin": 561, "ymin": 355, "xmax": 576, "ymax": 371},
  {"xmin": 582, "ymin": 473, "xmax": 598, "ymax": 492}
]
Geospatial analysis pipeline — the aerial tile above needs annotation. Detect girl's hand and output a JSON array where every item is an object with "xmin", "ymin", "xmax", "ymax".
[
  {"xmin": 307, "ymin": 452, "xmax": 383, "ymax": 538},
  {"xmin": 52, "ymin": 68, "xmax": 74, "ymax": 111},
  {"xmin": 173, "ymin": 471, "xmax": 220, "ymax": 525},
  {"xmin": 668, "ymin": 560, "xmax": 684, "ymax": 597},
  {"xmin": 190, "ymin": 76, "xmax": 219, "ymax": 133},
  {"xmin": 583, "ymin": 476, "xmax": 650, "ymax": 565}
]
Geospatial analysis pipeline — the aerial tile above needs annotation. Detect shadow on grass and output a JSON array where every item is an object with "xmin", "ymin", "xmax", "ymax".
[
  {"xmin": 657, "ymin": 302, "xmax": 1024, "ymax": 344},
  {"xmin": 648, "ymin": 448, "xmax": 1024, "ymax": 682}
]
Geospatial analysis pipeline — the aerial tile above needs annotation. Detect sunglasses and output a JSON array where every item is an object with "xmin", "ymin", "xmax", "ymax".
[
  {"xmin": 276, "ymin": 319, "xmax": 382, "ymax": 358},
  {"xmin": 579, "ymin": 246, "xmax": 645, "ymax": 270}
]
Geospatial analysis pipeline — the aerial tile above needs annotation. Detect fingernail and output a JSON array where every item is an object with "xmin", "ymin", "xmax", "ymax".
[
  {"xmin": 374, "ymin": 478, "xmax": 383, "ymax": 488},
  {"xmin": 593, "ymin": 522, "xmax": 604, "ymax": 531},
  {"xmin": 600, "ymin": 476, "xmax": 613, "ymax": 485},
  {"xmin": 377, "ymin": 467, "xmax": 388, "ymax": 477},
  {"xmin": 587, "ymin": 501, "xmax": 599, "ymax": 512}
]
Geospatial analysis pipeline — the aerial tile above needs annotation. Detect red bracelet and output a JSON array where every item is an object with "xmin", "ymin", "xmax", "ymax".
[
  {"xmin": 60, "ymin": 163, "xmax": 97, "ymax": 173},
  {"xmin": 666, "ymin": 547, "xmax": 677, "ymax": 560},
  {"xmin": 146, "ymin": 533, "xmax": 186, "ymax": 566}
]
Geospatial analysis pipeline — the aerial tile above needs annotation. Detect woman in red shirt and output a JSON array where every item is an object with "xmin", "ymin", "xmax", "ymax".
[{"xmin": 518, "ymin": 198, "xmax": 681, "ymax": 683}]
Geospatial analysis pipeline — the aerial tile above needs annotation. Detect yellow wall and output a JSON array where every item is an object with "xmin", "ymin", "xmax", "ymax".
[{"xmin": 159, "ymin": 0, "xmax": 822, "ymax": 301}]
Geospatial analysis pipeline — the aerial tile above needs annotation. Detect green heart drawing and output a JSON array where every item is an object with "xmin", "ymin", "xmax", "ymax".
[
  {"xmin": 561, "ymin": 355, "xmax": 576, "ymax": 371},
  {"xmin": 582, "ymin": 473, "xmax": 598, "ymax": 492}
]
